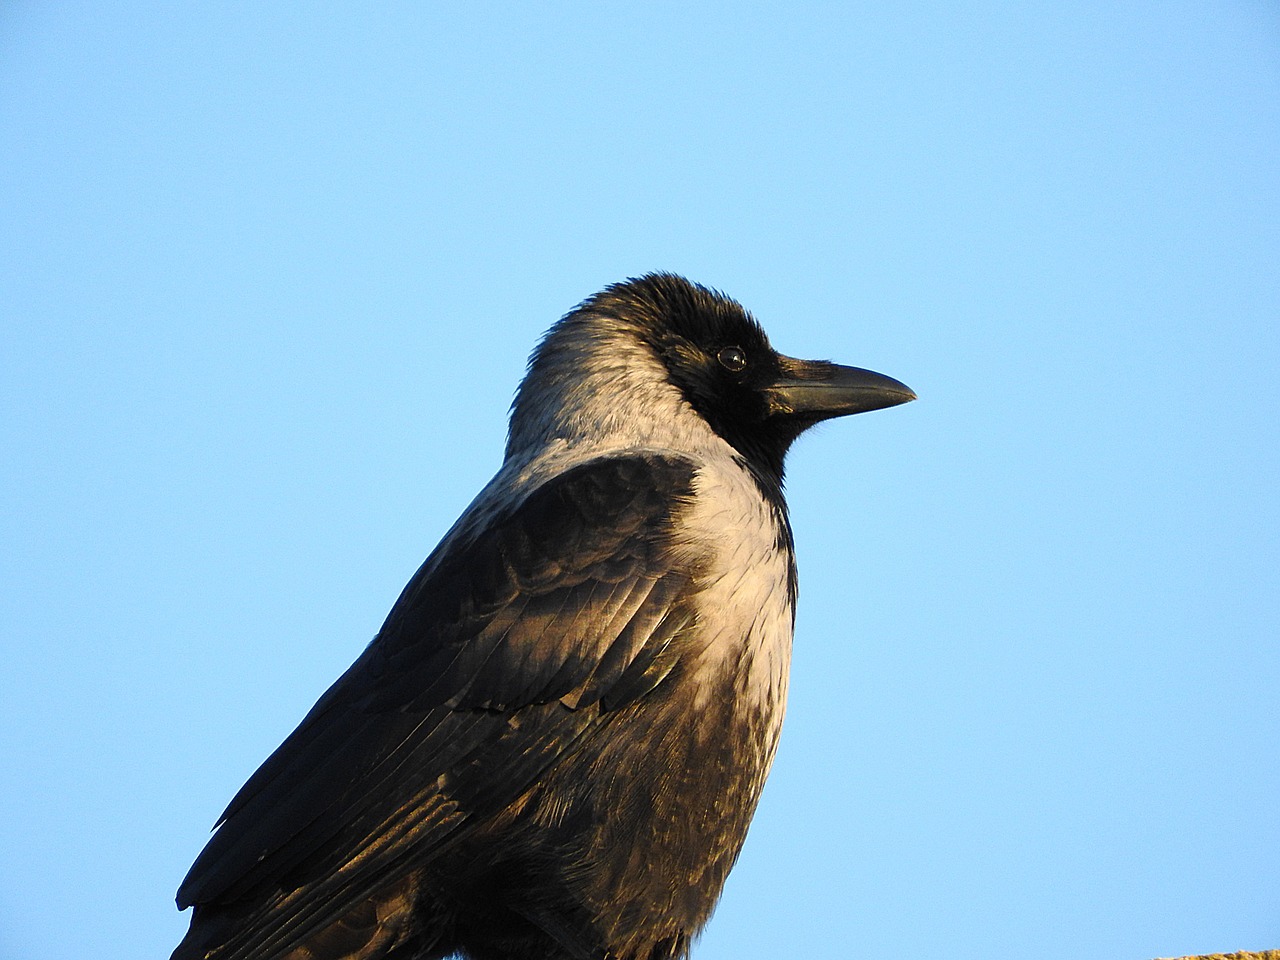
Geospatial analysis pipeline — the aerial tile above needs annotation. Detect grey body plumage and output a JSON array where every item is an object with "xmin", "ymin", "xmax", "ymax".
[{"xmin": 173, "ymin": 274, "xmax": 914, "ymax": 960}]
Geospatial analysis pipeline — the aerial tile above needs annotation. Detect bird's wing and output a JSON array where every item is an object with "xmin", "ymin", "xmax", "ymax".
[{"xmin": 173, "ymin": 453, "xmax": 702, "ymax": 960}]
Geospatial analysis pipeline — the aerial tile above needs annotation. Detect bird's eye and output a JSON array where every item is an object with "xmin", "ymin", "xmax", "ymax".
[{"xmin": 716, "ymin": 346, "xmax": 748, "ymax": 373}]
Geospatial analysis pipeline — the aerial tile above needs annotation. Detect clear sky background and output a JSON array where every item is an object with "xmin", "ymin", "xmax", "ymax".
[{"xmin": 2, "ymin": 3, "xmax": 1277, "ymax": 959}]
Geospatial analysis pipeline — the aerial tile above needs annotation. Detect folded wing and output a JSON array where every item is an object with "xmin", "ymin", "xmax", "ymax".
[{"xmin": 173, "ymin": 453, "xmax": 702, "ymax": 960}]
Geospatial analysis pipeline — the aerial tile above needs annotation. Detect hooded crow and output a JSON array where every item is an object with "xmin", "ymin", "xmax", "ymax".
[{"xmin": 172, "ymin": 273, "xmax": 914, "ymax": 960}]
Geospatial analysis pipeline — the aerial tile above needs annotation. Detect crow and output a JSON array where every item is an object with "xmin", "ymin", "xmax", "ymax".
[{"xmin": 172, "ymin": 273, "xmax": 914, "ymax": 960}]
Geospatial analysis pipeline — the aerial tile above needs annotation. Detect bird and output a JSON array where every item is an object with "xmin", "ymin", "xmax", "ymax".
[{"xmin": 172, "ymin": 273, "xmax": 915, "ymax": 960}]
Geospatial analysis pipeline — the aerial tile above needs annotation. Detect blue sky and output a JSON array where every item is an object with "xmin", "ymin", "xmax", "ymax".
[{"xmin": 2, "ymin": 3, "xmax": 1277, "ymax": 959}]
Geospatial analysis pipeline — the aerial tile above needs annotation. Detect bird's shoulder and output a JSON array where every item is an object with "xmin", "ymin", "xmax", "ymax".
[{"xmin": 361, "ymin": 450, "xmax": 705, "ymax": 710}]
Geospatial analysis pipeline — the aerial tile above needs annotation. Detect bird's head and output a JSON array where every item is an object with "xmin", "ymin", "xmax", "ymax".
[{"xmin": 508, "ymin": 273, "xmax": 915, "ymax": 486}]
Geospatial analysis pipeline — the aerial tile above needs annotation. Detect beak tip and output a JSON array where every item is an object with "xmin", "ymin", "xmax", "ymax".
[{"xmin": 868, "ymin": 376, "xmax": 917, "ymax": 411}]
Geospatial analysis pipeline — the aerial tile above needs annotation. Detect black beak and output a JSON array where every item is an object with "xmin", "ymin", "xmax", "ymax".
[{"xmin": 764, "ymin": 356, "xmax": 916, "ymax": 422}]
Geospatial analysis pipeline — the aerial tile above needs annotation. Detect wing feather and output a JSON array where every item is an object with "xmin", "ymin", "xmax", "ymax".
[{"xmin": 173, "ymin": 453, "xmax": 702, "ymax": 960}]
